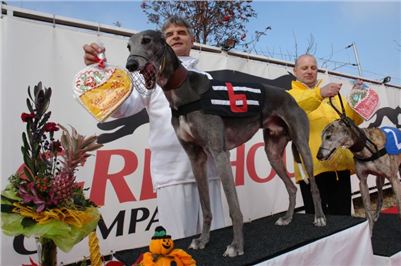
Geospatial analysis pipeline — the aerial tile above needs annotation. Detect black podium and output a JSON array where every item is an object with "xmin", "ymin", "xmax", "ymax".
[
  {"xmin": 372, "ymin": 213, "xmax": 401, "ymax": 265},
  {"xmin": 113, "ymin": 213, "xmax": 372, "ymax": 265}
]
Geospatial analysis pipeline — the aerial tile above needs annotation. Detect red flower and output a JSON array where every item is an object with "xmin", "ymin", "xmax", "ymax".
[
  {"xmin": 51, "ymin": 140, "xmax": 63, "ymax": 152},
  {"xmin": 43, "ymin": 122, "xmax": 59, "ymax": 132},
  {"xmin": 21, "ymin": 112, "xmax": 35, "ymax": 122},
  {"xmin": 223, "ymin": 15, "xmax": 231, "ymax": 22}
]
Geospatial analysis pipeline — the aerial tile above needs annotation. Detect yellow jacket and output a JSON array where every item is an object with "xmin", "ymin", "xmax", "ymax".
[{"xmin": 288, "ymin": 80, "xmax": 364, "ymax": 182}]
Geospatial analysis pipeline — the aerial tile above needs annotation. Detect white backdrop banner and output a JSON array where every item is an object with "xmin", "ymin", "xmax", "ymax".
[{"xmin": 1, "ymin": 10, "xmax": 400, "ymax": 266}]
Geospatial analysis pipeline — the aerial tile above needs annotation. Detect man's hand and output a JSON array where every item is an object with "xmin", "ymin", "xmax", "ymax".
[
  {"xmin": 320, "ymin": 83, "xmax": 342, "ymax": 98},
  {"xmin": 83, "ymin": 43, "xmax": 106, "ymax": 66},
  {"xmin": 351, "ymin": 79, "xmax": 366, "ymax": 90}
]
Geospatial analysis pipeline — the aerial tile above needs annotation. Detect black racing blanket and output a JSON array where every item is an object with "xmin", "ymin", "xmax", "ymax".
[{"xmin": 199, "ymin": 79, "xmax": 265, "ymax": 118}]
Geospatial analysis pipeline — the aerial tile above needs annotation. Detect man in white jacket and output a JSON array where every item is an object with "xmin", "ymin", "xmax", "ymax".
[{"xmin": 83, "ymin": 16, "xmax": 225, "ymax": 239}]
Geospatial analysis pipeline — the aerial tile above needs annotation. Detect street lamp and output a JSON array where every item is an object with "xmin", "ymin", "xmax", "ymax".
[
  {"xmin": 382, "ymin": 76, "xmax": 391, "ymax": 84},
  {"xmin": 346, "ymin": 42, "xmax": 362, "ymax": 77}
]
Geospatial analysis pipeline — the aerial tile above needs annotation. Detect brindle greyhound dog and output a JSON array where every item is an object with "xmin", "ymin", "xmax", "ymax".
[
  {"xmin": 126, "ymin": 30, "xmax": 326, "ymax": 257},
  {"xmin": 317, "ymin": 117, "xmax": 401, "ymax": 234}
]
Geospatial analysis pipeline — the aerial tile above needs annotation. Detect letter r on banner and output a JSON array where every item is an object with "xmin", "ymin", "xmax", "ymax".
[{"xmin": 90, "ymin": 149, "xmax": 138, "ymax": 205}]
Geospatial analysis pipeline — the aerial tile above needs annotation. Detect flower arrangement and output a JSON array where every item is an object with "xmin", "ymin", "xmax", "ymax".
[{"xmin": 1, "ymin": 82, "xmax": 103, "ymax": 265}]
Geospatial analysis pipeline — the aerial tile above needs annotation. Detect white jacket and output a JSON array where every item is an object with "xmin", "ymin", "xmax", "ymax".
[{"xmin": 112, "ymin": 56, "xmax": 218, "ymax": 190}]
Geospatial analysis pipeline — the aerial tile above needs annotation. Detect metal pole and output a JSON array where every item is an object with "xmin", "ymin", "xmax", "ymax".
[{"xmin": 352, "ymin": 42, "xmax": 362, "ymax": 77}]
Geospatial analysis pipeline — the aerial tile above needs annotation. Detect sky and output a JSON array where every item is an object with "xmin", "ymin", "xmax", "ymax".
[{"xmin": 6, "ymin": 0, "xmax": 401, "ymax": 86}]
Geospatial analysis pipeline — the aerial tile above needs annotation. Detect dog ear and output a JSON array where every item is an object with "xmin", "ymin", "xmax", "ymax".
[
  {"xmin": 157, "ymin": 30, "xmax": 166, "ymax": 42},
  {"xmin": 160, "ymin": 35, "xmax": 167, "ymax": 45}
]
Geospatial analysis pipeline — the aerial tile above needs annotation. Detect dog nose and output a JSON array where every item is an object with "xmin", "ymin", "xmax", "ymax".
[
  {"xmin": 316, "ymin": 148, "xmax": 324, "ymax": 160},
  {"xmin": 126, "ymin": 57, "xmax": 139, "ymax": 72}
]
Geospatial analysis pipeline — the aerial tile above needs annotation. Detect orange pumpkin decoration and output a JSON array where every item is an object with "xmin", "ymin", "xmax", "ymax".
[
  {"xmin": 140, "ymin": 226, "xmax": 196, "ymax": 266},
  {"xmin": 149, "ymin": 226, "xmax": 174, "ymax": 255}
]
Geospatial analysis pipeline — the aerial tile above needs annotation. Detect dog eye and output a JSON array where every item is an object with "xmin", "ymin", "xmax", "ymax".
[
  {"xmin": 325, "ymin": 135, "xmax": 331, "ymax": 140},
  {"xmin": 141, "ymin": 37, "xmax": 151, "ymax": 45},
  {"xmin": 127, "ymin": 44, "xmax": 131, "ymax": 51}
]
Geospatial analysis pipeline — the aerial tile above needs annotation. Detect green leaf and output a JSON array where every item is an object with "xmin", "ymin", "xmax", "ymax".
[
  {"xmin": 1, "ymin": 184, "xmax": 22, "ymax": 201},
  {"xmin": 45, "ymin": 87, "xmax": 52, "ymax": 100},
  {"xmin": 38, "ymin": 111, "xmax": 51, "ymax": 128},
  {"xmin": 22, "ymin": 133, "xmax": 30, "ymax": 152},
  {"xmin": 60, "ymin": 133, "xmax": 70, "ymax": 150},
  {"xmin": 27, "ymin": 85, "xmax": 33, "ymax": 101},
  {"xmin": 1, "ymin": 208, "xmax": 100, "ymax": 252},
  {"xmin": 81, "ymin": 135, "xmax": 97, "ymax": 148},
  {"xmin": 1, "ymin": 204, "xmax": 15, "ymax": 213},
  {"xmin": 32, "ymin": 142, "xmax": 40, "ymax": 159},
  {"xmin": 34, "ymin": 82, "xmax": 41, "ymax": 101},
  {"xmin": 21, "ymin": 217, "xmax": 36, "ymax": 228},
  {"xmin": 21, "ymin": 145, "xmax": 29, "ymax": 157},
  {"xmin": 26, "ymin": 98, "xmax": 34, "ymax": 113},
  {"xmin": 23, "ymin": 167, "xmax": 34, "ymax": 180},
  {"xmin": 84, "ymin": 143, "xmax": 103, "ymax": 152},
  {"xmin": 1, "ymin": 193, "xmax": 19, "ymax": 203},
  {"xmin": 22, "ymin": 148, "xmax": 34, "ymax": 168},
  {"xmin": 26, "ymin": 123, "xmax": 32, "ymax": 141},
  {"xmin": 22, "ymin": 149, "xmax": 34, "ymax": 172}
]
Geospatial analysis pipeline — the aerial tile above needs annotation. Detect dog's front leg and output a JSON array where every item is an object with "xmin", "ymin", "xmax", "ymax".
[
  {"xmin": 211, "ymin": 150, "xmax": 244, "ymax": 257},
  {"xmin": 357, "ymin": 171, "xmax": 374, "ymax": 235},
  {"xmin": 179, "ymin": 141, "xmax": 212, "ymax": 250},
  {"xmin": 374, "ymin": 176, "xmax": 385, "ymax": 222}
]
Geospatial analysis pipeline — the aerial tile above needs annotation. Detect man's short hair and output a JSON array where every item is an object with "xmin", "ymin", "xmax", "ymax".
[
  {"xmin": 161, "ymin": 15, "xmax": 194, "ymax": 37},
  {"xmin": 294, "ymin": 54, "xmax": 317, "ymax": 68}
]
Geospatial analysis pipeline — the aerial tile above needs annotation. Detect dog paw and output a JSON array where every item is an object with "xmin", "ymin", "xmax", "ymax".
[
  {"xmin": 373, "ymin": 213, "xmax": 381, "ymax": 222},
  {"xmin": 313, "ymin": 216, "xmax": 327, "ymax": 227},
  {"xmin": 223, "ymin": 244, "xmax": 244, "ymax": 257},
  {"xmin": 275, "ymin": 216, "xmax": 292, "ymax": 226},
  {"xmin": 189, "ymin": 238, "xmax": 207, "ymax": 250}
]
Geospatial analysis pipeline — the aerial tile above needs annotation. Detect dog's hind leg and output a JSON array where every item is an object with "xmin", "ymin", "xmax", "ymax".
[
  {"xmin": 262, "ymin": 131, "xmax": 297, "ymax": 225},
  {"xmin": 179, "ymin": 142, "xmax": 213, "ymax": 250},
  {"xmin": 374, "ymin": 176, "xmax": 385, "ymax": 222},
  {"xmin": 388, "ymin": 171, "xmax": 401, "ymax": 222}
]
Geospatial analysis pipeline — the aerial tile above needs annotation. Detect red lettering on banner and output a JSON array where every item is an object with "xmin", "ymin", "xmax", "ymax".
[
  {"xmin": 247, "ymin": 143, "xmax": 275, "ymax": 183},
  {"xmin": 246, "ymin": 142, "xmax": 295, "ymax": 182},
  {"xmin": 90, "ymin": 149, "xmax": 138, "ymax": 205},
  {"xmin": 231, "ymin": 144, "xmax": 245, "ymax": 186},
  {"xmin": 140, "ymin": 149, "xmax": 157, "ymax": 200},
  {"xmin": 226, "ymin": 82, "xmax": 248, "ymax": 113}
]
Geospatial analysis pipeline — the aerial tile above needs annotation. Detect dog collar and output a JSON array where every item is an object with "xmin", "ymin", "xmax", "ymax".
[
  {"xmin": 354, "ymin": 147, "xmax": 387, "ymax": 162},
  {"xmin": 163, "ymin": 65, "xmax": 188, "ymax": 91},
  {"xmin": 349, "ymin": 134, "xmax": 367, "ymax": 153}
]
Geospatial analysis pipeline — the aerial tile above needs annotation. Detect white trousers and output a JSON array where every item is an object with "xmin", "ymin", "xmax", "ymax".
[{"xmin": 156, "ymin": 179, "xmax": 225, "ymax": 240}]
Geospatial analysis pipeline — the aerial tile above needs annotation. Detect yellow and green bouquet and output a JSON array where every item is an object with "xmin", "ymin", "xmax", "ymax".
[{"xmin": 1, "ymin": 82, "xmax": 103, "ymax": 265}]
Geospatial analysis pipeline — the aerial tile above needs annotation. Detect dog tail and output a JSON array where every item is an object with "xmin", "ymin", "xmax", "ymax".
[{"xmin": 292, "ymin": 143, "xmax": 310, "ymax": 184}]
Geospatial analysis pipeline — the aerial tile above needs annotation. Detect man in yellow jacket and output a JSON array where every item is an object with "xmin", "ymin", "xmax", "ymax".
[{"xmin": 288, "ymin": 54, "xmax": 363, "ymax": 215}]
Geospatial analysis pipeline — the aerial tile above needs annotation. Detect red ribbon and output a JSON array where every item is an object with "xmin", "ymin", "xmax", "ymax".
[{"xmin": 96, "ymin": 57, "xmax": 105, "ymax": 69}]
